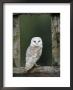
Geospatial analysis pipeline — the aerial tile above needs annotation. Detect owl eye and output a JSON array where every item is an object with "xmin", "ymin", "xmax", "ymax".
[
  {"xmin": 38, "ymin": 40, "xmax": 40, "ymax": 42},
  {"xmin": 33, "ymin": 41, "xmax": 36, "ymax": 43}
]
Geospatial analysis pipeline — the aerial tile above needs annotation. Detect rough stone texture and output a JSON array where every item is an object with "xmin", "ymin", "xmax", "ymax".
[
  {"xmin": 13, "ymin": 66, "xmax": 60, "ymax": 77},
  {"xmin": 51, "ymin": 15, "xmax": 60, "ymax": 65},
  {"xmin": 13, "ymin": 16, "xmax": 20, "ymax": 67}
]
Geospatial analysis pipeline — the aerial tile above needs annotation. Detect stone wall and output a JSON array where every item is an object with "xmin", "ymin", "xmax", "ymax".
[
  {"xmin": 51, "ymin": 14, "xmax": 60, "ymax": 65},
  {"xmin": 13, "ymin": 15, "xmax": 20, "ymax": 67},
  {"xmin": 13, "ymin": 14, "xmax": 60, "ymax": 67}
]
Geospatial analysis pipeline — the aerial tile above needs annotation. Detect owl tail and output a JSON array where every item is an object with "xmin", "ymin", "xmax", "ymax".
[{"xmin": 24, "ymin": 63, "xmax": 34, "ymax": 73}]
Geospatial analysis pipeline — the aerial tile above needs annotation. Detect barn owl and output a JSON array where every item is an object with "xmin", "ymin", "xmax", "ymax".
[{"xmin": 24, "ymin": 37, "xmax": 43, "ymax": 72}]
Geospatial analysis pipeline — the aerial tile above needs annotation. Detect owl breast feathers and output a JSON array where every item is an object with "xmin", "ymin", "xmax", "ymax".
[{"xmin": 24, "ymin": 37, "xmax": 43, "ymax": 71}]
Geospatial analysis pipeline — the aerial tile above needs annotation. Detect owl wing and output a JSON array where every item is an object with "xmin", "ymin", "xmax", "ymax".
[
  {"xmin": 25, "ymin": 57, "xmax": 37, "ymax": 71},
  {"xmin": 37, "ymin": 48, "xmax": 42, "ymax": 58},
  {"xmin": 25, "ymin": 47, "xmax": 42, "ymax": 71},
  {"xmin": 24, "ymin": 47, "xmax": 36, "ymax": 71}
]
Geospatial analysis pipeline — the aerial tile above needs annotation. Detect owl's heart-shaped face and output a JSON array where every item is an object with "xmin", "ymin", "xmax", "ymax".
[{"xmin": 30, "ymin": 37, "xmax": 43, "ymax": 47}]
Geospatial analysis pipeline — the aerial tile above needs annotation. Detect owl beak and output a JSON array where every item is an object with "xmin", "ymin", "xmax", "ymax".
[{"xmin": 36, "ymin": 43, "xmax": 39, "ymax": 46}]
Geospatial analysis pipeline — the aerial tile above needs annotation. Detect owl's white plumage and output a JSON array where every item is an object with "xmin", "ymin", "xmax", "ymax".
[{"xmin": 25, "ymin": 37, "xmax": 43, "ymax": 71}]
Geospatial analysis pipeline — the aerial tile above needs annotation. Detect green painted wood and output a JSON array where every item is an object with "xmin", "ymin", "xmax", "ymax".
[{"xmin": 19, "ymin": 14, "xmax": 52, "ymax": 66}]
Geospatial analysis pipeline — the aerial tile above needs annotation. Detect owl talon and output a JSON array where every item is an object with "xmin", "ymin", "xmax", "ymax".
[{"xmin": 35, "ymin": 64, "xmax": 40, "ymax": 67}]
